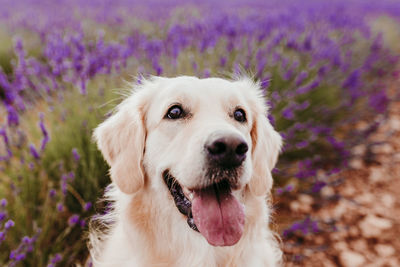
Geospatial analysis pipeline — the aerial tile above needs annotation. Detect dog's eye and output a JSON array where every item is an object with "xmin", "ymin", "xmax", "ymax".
[
  {"xmin": 166, "ymin": 105, "xmax": 184, "ymax": 119},
  {"xmin": 233, "ymin": 108, "xmax": 246, "ymax": 122}
]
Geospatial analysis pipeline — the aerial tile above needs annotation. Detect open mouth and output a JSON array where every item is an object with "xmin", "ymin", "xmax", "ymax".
[
  {"xmin": 163, "ymin": 170, "xmax": 245, "ymax": 247},
  {"xmin": 162, "ymin": 170, "xmax": 198, "ymax": 232}
]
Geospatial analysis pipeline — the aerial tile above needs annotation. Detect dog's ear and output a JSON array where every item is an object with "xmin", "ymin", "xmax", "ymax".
[
  {"xmin": 235, "ymin": 77, "xmax": 282, "ymax": 196},
  {"xmin": 234, "ymin": 77, "xmax": 282, "ymax": 197},
  {"xmin": 249, "ymin": 113, "xmax": 282, "ymax": 196},
  {"xmin": 94, "ymin": 96, "xmax": 146, "ymax": 194}
]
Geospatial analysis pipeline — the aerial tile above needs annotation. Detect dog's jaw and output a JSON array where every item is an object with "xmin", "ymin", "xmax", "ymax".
[
  {"xmin": 162, "ymin": 170, "xmax": 199, "ymax": 231},
  {"xmin": 162, "ymin": 170, "xmax": 246, "ymax": 246}
]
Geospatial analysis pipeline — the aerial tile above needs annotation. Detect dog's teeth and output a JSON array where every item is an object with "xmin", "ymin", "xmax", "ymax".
[{"xmin": 182, "ymin": 187, "xmax": 193, "ymax": 200}]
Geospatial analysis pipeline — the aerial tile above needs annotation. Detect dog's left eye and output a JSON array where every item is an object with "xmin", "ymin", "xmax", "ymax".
[
  {"xmin": 233, "ymin": 108, "xmax": 246, "ymax": 122},
  {"xmin": 166, "ymin": 105, "xmax": 184, "ymax": 119}
]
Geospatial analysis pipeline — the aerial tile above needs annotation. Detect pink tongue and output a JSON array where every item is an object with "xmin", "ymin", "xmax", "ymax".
[{"xmin": 192, "ymin": 185, "xmax": 245, "ymax": 246}]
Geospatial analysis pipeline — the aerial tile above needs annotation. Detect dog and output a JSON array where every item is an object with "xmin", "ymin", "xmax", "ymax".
[{"xmin": 89, "ymin": 76, "xmax": 283, "ymax": 266}]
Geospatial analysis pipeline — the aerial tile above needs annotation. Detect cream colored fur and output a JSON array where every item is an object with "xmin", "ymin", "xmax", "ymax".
[{"xmin": 90, "ymin": 76, "xmax": 283, "ymax": 267}]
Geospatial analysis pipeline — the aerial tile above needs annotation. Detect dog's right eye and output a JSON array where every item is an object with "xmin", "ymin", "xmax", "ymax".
[{"xmin": 166, "ymin": 105, "xmax": 184, "ymax": 119}]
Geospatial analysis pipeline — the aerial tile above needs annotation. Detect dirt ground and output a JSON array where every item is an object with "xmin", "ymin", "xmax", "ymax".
[{"xmin": 278, "ymin": 92, "xmax": 400, "ymax": 266}]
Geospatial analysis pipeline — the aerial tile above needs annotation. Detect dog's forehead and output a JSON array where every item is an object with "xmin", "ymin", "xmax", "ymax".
[
  {"xmin": 151, "ymin": 77, "xmax": 247, "ymax": 112},
  {"xmin": 163, "ymin": 77, "xmax": 242, "ymax": 97}
]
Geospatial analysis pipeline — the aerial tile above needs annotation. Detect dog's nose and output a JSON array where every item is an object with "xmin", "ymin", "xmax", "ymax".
[{"xmin": 206, "ymin": 135, "xmax": 248, "ymax": 168}]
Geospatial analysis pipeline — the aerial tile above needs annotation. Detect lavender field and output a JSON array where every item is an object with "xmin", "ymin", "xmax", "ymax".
[{"xmin": 0, "ymin": 0, "xmax": 399, "ymax": 266}]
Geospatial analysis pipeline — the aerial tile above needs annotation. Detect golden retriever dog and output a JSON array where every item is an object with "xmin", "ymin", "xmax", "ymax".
[{"xmin": 89, "ymin": 76, "xmax": 283, "ymax": 266}]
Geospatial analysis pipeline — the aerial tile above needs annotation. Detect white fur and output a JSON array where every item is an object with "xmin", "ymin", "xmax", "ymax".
[{"xmin": 90, "ymin": 76, "xmax": 283, "ymax": 267}]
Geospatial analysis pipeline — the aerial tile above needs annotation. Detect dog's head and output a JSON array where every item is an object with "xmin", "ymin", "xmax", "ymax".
[{"xmin": 94, "ymin": 76, "xmax": 282, "ymax": 247}]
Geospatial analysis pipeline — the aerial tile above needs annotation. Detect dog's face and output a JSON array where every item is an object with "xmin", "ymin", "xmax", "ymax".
[
  {"xmin": 144, "ymin": 77, "xmax": 254, "ymax": 191},
  {"xmin": 94, "ymin": 76, "xmax": 282, "ymax": 247}
]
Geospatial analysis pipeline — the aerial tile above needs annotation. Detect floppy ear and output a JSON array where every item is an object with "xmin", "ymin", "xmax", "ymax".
[
  {"xmin": 234, "ymin": 76, "xmax": 282, "ymax": 196},
  {"xmin": 94, "ymin": 97, "xmax": 146, "ymax": 194},
  {"xmin": 249, "ymin": 113, "xmax": 282, "ymax": 196}
]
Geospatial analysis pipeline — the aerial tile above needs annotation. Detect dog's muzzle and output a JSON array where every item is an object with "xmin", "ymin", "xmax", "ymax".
[
  {"xmin": 162, "ymin": 133, "xmax": 248, "ymax": 247},
  {"xmin": 205, "ymin": 134, "xmax": 248, "ymax": 169}
]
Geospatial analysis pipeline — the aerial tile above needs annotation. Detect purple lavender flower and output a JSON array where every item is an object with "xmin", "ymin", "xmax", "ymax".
[
  {"xmin": 22, "ymin": 236, "xmax": 32, "ymax": 244},
  {"xmin": 57, "ymin": 203, "xmax": 64, "ymax": 212},
  {"xmin": 0, "ymin": 128, "xmax": 9, "ymax": 147},
  {"xmin": 267, "ymin": 114, "xmax": 275, "ymax": 126},
  {"xmin": 0, "ymin": 212, "xmax": 6, "ymax": 222},
  {"xmin": 79, "ymin": 219, "xmax": 86, "ymax": 228},
  {"xmin": 84, "ymin": 202, "xmax": 92, "ymax": 211},
  {"xmin": 219, "ymin": 57, "xmax": 227, "ymax": 67},
  {"xmin": 6, "ymin": 104, "xmax": 19, "ymax": 126},
  {"xmin": 203, "ymin": 69, "xmax": 211, "ymax": 78},
  {"xmin": 0, "ymin": 231, "xmax": 5, "ymax": 242},
  {"xmin": 276, "ymin": 187, "xmax": 284, "ymax": 195},
  {"xmin": 5, "ymin": 219, "xmax": 15, "ymax": 229},
  {"xmin": 49, "ymin": 189, "xmax": 56, "ymax": 198},
  {"xmin": 296, "ymin": 140, "xmax": 309, "ymax": 149},
  {"xmin": 283, "ymin": 217, "xmax": 319, "ymax": 237},
  {"xmin": 369, "ymin": 89, "xmax": 388, "ymax": 113},
  {"xmin": 39, "ymin": 113, "xmax": 49, "ymax": 151},
  {"xmin": 68, "ymin": 214, "xmax": 80, "ymax": 226},
  {"xmin": 282, "ymin": 107, "xmax": 295, "ymax": 120},
  {"xmin": 61, "ymin": 181, "xmax": 67, "ymax": 195},
  {"xmin": 15, "ymin": 253, "xmax": 26, "ymax": 261},
  {"xmin": 260, "ymin": 79, "xmax": 270, "ymax": 88},
  {"xmin": 295, "ymin": 70, "xmax": 308, "ymax": 86},
  {"xmin": 29, "ymin": 144, "xmax": 40, "ymax": 160},
  {"xmin": 312, "ymin": 181, "xmax": 327, "ymax": 193},
  {"xmin": 72, "ymin": 148, "xmax": 80, "ymax": 162},
  {"xmin": 285, "ymin": 184, "xmax": 294, "ymax": 192},
  {"xmin": 68, "ymin": 171, "xmax": 75, "ymax": 180},
  {"xmin": 0, "ymin": 198, "xmax": 7, "ymax": 207},
  {"xmin": 48, "ymin": 253, "xmax": 62, "ymax": 266}
]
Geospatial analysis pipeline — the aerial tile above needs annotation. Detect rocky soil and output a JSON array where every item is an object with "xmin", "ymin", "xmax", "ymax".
[{"xmin": 278, "ymin": 92, "xmax": 400, "ymax": 267}]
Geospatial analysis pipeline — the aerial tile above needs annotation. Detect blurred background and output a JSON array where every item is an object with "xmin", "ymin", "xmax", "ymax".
[{"xmin": 0, "ymin": 0, "xmax": 399, "ymax": 266}]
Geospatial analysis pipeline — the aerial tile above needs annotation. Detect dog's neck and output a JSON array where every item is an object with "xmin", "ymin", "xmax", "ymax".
[{"xmin": 116, "ymin": 186, "xmax": 269, "ymax": 266}]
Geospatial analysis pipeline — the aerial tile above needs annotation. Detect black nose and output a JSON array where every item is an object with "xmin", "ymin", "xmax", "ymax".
[{"xmin": 206, "ymin": 135, "xmax": 248, "ymax": 168}]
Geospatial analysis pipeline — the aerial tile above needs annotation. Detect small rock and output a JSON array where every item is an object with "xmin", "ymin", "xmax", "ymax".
[
  {"xmin": 386, "ymin": 257, "xmax": 400, "ymax": 267},
  {"xmin": 371, "ymin": 143, "xmax": 393, "ymax": 154},
  {"xmin": 331, "ymin": 229, "xmax": 348, "ymax": 240},
  {"xmin": 303, "ymin": 248, "xmax": 313, "ymax": 257},
  {"xmin": 355, "ymin": 121, "xmax": 369, "ymax": 131},
  {"xmin": 351, "ymin": 239, "xmax": 368, "ymax": 253},
  {"xmin": 355, "ymin": 193, "xmax": 374, "ymax": 205},
  {"xmin": 359, "ymin": 215, "xmax": 393, "ymax": 238},
  {"xmin": 374, "ymin": 244, "xmax": 395, "ymax": 257},
  {"xmin": 389, "ymin": 117, "xmax": 400, "ymax": 131},
  {"xmin": 298, "ymin": 194, "xmax": 313, "ymax": 205},
  {"xmin": 332, "ymin": 200, "xmax": 349, "ymax": 218},
  {"xmin": 290, "ymin": 194, "xmax": 313, "ymax": 213},
  {"xmin": 348, "ymin": 226, "xmax": 359, "ymax": 237},
  {"xmin": 319, "ymin": 209, "xmax": 331, "ymax": 221},
  {"xmin": 320, "ymin": 186, "xmax": 335, "ymax": 197},
  {"xmin": 381, "ymin": 194, "xmax": 395, "ymax": 208},
  {"xmin": 339, "ymin": 250, "xmax": 366, "ymax": 267},
  {"xmin": 289, "ymin": 201, "xmax": 301, "ymax": 212},
  {"xmin": 333, "ymin": 241, "xmax": 348, "ymax": 251},
  {"xmin": 349, "ymin": 158, "xmax": 363, "ymax": 169},
  {"xmin": 393, "ymin": 153, "xmax": 400, "ymax": 162},
  {"xmin": 352, "ymin": 144, "xmax": 366, "ymax": 156},
  {"xmin": 323, "ymin": 259, "xmax": 338, "ymax": 267},
  {"xmin": 341, "ymin": 185, "xmax": 356, "ymax": 197},
  {"xmin": 369, "ymin": 167, "xmax": 386, "ymax": 183},
  {"xmin": 314, "ymin": 236, "xmax": 325, "ymax": 245},
  {"xmin": 364, "ymin": 259, "xmax": 388, "ymax": 267}
]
